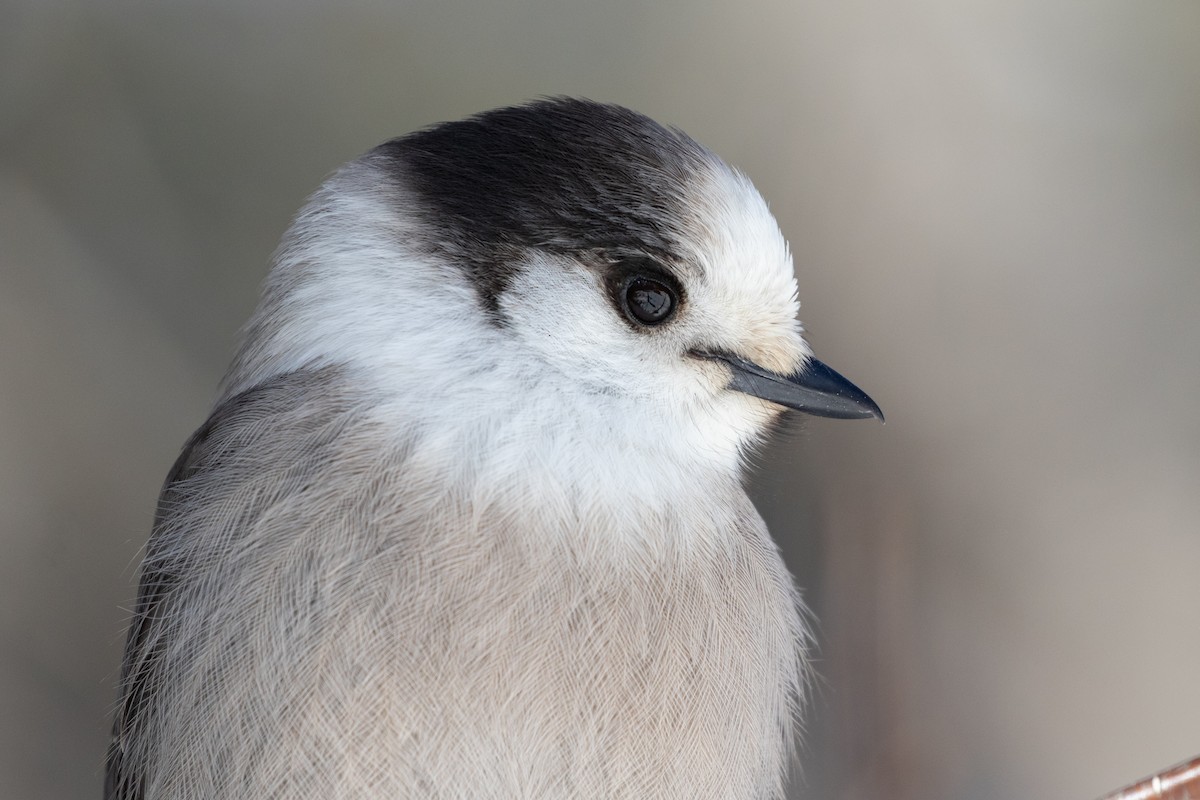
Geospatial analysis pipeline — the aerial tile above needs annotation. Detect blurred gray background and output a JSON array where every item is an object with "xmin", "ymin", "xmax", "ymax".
[{"xmin": 2, "ymin": 1, "xmax": 1198, "ymax": 798}]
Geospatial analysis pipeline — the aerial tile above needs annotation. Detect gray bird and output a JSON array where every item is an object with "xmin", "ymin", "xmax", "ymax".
[{"xmin": 106, "ymin": 98, "xmax": 881, "ymax": 800}]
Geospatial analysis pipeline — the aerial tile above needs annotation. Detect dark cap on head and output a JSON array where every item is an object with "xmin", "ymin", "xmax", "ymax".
[{"xmin": 373, "ymin": 99, "xmax": 713, "ymax": 314}]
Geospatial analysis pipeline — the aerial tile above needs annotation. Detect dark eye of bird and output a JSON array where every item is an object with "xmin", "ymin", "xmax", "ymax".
[{"xmin": 623, "ymin": 276, "xmax": 678, "ymax": 326}]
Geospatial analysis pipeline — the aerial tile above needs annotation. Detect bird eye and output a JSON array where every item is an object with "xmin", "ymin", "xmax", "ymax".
[{"xmin": 623, "ymin": 275, "xmax": 678, "ymax": 326}]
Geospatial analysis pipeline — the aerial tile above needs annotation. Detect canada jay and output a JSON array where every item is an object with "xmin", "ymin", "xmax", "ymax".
[{"xmin": 107, "ymin": 98, "xmax": 881, "ymax": 799}]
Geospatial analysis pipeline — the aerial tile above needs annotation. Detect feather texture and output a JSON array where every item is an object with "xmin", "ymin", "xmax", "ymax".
[
  {"xmin": 108, "ymin": 99, "xmax": 818, "ymax": 799},
  {"xmin": 108, "ymin": 366, "xmax": 808, "ymax": 799}
]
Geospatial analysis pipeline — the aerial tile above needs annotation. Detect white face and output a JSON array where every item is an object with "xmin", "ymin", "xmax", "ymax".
[
  {"xmin": 226, "ymin": 104, "xmax": 878, "ymax": 479},
  {"xmin": 496, "ymin": 161, "xmax": 812, "ymax": 462}
]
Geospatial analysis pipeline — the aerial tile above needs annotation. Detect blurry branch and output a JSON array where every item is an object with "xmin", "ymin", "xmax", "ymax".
[{"xmin": 1098, "ymin": 755, "xmax": 1200, "ymax": 800}]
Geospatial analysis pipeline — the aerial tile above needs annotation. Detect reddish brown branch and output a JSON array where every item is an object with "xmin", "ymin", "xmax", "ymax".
[{"xmin": 1099, "ymin": 756, "xmax": 1200, "ymax": 800}]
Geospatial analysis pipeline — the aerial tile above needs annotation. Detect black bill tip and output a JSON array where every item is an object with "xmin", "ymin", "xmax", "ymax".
[{"xmin": 698, "ymin": 351, "xmax": 884, "ymax": 422}]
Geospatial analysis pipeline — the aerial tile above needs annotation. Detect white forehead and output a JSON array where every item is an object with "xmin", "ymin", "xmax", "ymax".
[{"xmin": 675, "ymin": 160, "xmax": 809, "ymax": 374}]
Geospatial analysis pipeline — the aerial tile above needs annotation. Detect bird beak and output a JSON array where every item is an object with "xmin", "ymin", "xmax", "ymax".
[{"xmin": 698, "ymin": 351, "xmax": 884, "ymax": 421}]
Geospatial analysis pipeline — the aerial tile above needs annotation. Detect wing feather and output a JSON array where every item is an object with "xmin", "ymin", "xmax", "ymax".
[{"xmin": 105, "ymin": 368, "xmax": 353, "ymax": 799}]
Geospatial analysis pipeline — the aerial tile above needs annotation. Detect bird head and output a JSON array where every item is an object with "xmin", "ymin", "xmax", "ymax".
[{"xmin": 226, "ymin": 99, "xmax": 880, "ymax": 472}]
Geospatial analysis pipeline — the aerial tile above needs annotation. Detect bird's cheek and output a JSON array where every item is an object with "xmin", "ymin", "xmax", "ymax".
[{"xmin": 685, "ymin": 389, "xmax": 780, "ymax": 460}]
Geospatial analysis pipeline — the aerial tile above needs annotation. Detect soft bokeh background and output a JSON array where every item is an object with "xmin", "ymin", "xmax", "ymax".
[{"xmin": 2, "ymin": 1, "xmax": 1198, "ymax": 797}]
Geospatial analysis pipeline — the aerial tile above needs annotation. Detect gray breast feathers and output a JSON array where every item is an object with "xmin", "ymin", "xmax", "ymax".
[{"xmin": 107, "ymin": 366, "xmax": 807, "ymax": 800}]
